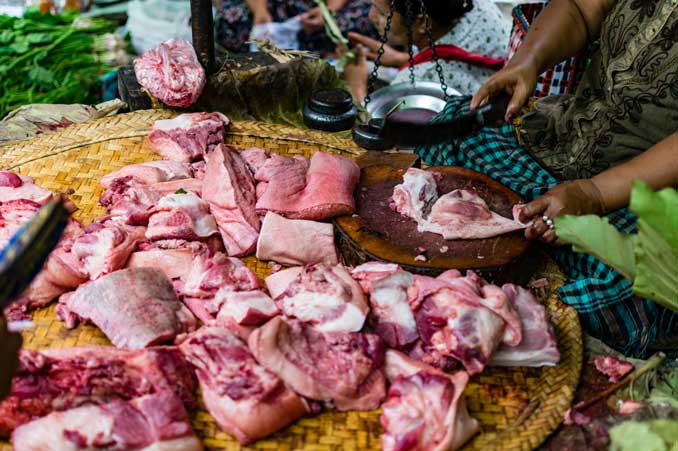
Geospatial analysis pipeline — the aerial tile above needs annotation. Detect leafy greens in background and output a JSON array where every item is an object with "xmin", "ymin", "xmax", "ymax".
[
  {"xmin": 556, "ymin": 181, "xmax": 678, "ymax": 312},
  {"xmin": 314, "ymin": 0, "xmax": 357, "ymax": 66},
  {"xmin": 609, "ymin": 420, "xmax": 678, "ymax": 451}
]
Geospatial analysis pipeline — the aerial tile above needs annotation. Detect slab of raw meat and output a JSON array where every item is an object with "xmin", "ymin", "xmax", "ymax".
[
  {"xmin": 0, "ymin": 346, "xmax": 196, "ymax": 435},
  {"xmin": 134, "ymin": 39, "xmax": 205, "ymax": 108},
  {"xmin": 265, "ymin": 266, "xmax": 303, "ymax": 299},
  {"xmin": 213, "ymin": 290, "xmax": 279, "ymax": 326},
  {"xmin": 381, "ymin": 350, "xmax": 479, "ymax": 451},
  {"xmin": 178, "ymin": 327, "xmax": 308, "ymax": 444},
  {"xmin": 490, "ymin": 284, "xmax": 560, "ymax": 367},
  {"xmin": 367, "ymin": 271, "xmax": 419, "ymax": 349},
  {"xmin": 99, "ymin": 161, "xmax": 192, "ymax": 188},
  {"xmin": 256, "ymin": 212, "xmax": 338, "ymax": 266},
  {"xmin": 146, "ymin": 191, "xmax": 218, "ymax": 241},
  {"xmin": 180, "ymin": 249, "xmax": 261, "ymax": 299},
  {"xmin": 0, "ymin": 171, "xmax": 53, "ymax": 205},
  {"xmin": 127, "ymin": 247, "xmax": 196, "ymax": 281},
  {"xmin": 11, "ymin": 391, "xmax": 202, "ymax": 451},
  {"xmin": 191, "ymin": 161, "xmax": 207, "ymax": 179},
  {"xmin": 240, "ymin": 147, "xmax": 269, "ymax": 176},
  {"xmin": 249, "ymin": 317, "xmax": 386, "ymax": 411},
  {"xmin": 256, "ymin": 152, "xmax": 360, "ymax": 220},
  {"xmin": 203, "ymin": 144, "xmax": 260, "ymax": 256},
  {"xmin": 147, "ymin": 112, "xmax": 229, "ymax": 162},
  {"xmin": 389, "ymin": 168, "xmax": 439, "ymax": 223},
  {"xmin": 71, "ymin": 218, "xmax": 145, "ymax": 280},
  {"xmin": 350, "ymin": 262, "xmax": 402, "ymax": 293},
  {"xmin": 273, "ymin": 263, "xmax": 368, "ymax": 333},
  {"xmin": 56, "ymin": 268, "xmax": 197, "ymax": 349},
  {"xmin": 594, "ymin": 356, "xmax": 633, "ymax": 383}
]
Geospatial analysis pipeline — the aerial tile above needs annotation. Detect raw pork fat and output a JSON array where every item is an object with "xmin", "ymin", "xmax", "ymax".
[
  {"xmin": 0, "ymin": 171, "xmax": 52, "ymax": 205},
  {"xmin": 389, "ymin": 168, "xmax": 439, "ymax": 223},
  {"xmin": 100, "ymin": 161, "xmax": 192, "ymax": 188},
  {"xmin": 350, "ymin": 262, "xmax": 402, "ymax": 293},
  {"xmin": 146, "ymin": 191, "xmax": 218, "ymax": 241},
  {"xmin": 367, "ymin": 271, "xmax": 419, "ymax": 349},
  {"xmin": 240, "ymin": 147, "xmax": 269, "ymax": 176},
  {"xmin": 147, "ymin": 112, "xmax": 229, "ymax": 162}
]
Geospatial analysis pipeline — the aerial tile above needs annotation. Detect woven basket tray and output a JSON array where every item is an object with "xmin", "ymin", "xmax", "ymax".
[{"xmin": 0, "ymin": 110, "xmax": 582, "ymax": 451}]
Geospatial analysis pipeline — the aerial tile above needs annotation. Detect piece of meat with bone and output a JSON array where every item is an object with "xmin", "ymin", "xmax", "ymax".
[
  {"xmin": 256, "ymin": 151, "xmax": 360, "ymax": 220},
  {"xmin": 71, "ymin": 218, "xmax": 145, "ymax": 280},
  {"xmin": 203, "ymin": 144, "xmax": 260, "ymax": 256},
  {"xmin": 134, "ymin": 39, "xmax": 206, "ymax": 108},
  {"xmin": 146, "ymin": 191, "xmax": 218, "ymax": 241},
  {"xmin": 99, "ymin": 160, "xmax": 192, "ymax": 189},
  {"xmin": 256, "ymin": 211, "xmax": 339, "ymax": 266},
  {"xmin": 490, "ymin": 284, "xmax": 560, "ymax": 367},
  {"xmin": 147, "ymin": 112, "xmax": 229, "ymax": 163},
  {"xmin": 367, "ymin": 271, "xmax": 419, "ymax": 349},
  {"xmin": 179, "ymin": 327, "xmax": 308, "ymax": 444},
  {"xmin": 56, "ymin": 268, "xmax": 196, "ymax": 349},
  {"xmin": 240, "ymin": 147, "xmax": 269, "ymax": 176},
  {"xmin": 381, "ymin": 350, "xmax": 479, "ymax": 451},
  {"xmin": 389, "ymin": 168, "xmax": 439, "ymax": 223},
  {"xmin": 273, "ymin": 263, "xmax": 368, "ymax": 333},
  {"xmin": 249, "ymin": 317, "xmax": 386, "ymax": 411},
  {"xmin": 0, "ymin": 346, "xmax": 196, "ymax": 436},
  {"xmin": 11, "ymin": 391, "xmax": 203, "ymax": 451}
]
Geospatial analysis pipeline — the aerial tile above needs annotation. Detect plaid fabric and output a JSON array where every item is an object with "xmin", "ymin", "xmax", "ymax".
[
  {"xmin": 417, "ymin": 96, "xmax": 678, "ymax": 357},
  {"xmin": 508, "ymin": 3, "xmax": 594, "ymax": 97}
]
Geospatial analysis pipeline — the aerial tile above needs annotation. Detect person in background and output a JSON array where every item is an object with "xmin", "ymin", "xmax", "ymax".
[
  {"xmin": 215, "ymin": 0, "xmax": 379, "ymax": 55},
  {"xmin": 0, "ymin": 315, "xmax": 21, "ymax": 401},
  {"xmin": 342, "ymin": 0, "xmax": 510, "ymax": 103}
]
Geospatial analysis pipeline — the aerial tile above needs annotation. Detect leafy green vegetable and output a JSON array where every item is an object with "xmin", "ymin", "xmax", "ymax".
[
  {"xmin": 27, "ymin": 66, "xmax": 56, "ymax": 88},
  {"xmin": 314, "ymin": 0, "xmax": 357, "ymax": 66},
  {"xmin": 10, "ymin": 37, "xmax": 30, "ymax": 54},
  {"xmin": 26, "ymin": 32, "xmax": 53, "ymax": 44},
  {"xmin": 610, "ymin": 420, "xmax": 678, "ymax": 451},
  {"xmin": 0, "ymin": 30, "xmax": 14, "ymax": 44},
  {"xmin": 175, "ymin": 188, "xmax": 187, "ymax": 194},
  {"xmin": 649, "ymin": 370, "xmax": 678, "ymax": 408},
  {"xmin": 555, "ymin": 181, "xmax": 678, "ymax": 312}
]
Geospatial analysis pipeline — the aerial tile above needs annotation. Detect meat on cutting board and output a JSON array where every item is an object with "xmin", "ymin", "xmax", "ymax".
[
  {"xmin": 145, "ymin": 191, "xmax": 218, "ymax": 241},
  {"xmin": 490, "ymin": 284, "xmax": 560, "ymax": 367},
  {"xmin": 134, "ymin": 39, "xmax": 206, "ymax": 108},
  {"xmin": 56, "ymin": 268, "xmax": 197, "ymax": 349},
  {"xmin": 147, "ymin": 112, "xmax": 229, "ymax": 162},
  {"xmin": 99, "ymin": 160, "xmax": 193, "ymax": 188},
  {"xmin": 203, "ymin": 144, "xmax": 260, "ymax": 257},
  {"xmin": 0, "ymin": 346, "xmax": 196, "ymax": 435},
  {"xmin": 179, "ymin": 327, "xmax": 309, "ymax": 444},
  {"xmin": 256, "ymin": 212, "xmax": 339, "ymax": 266},
  {"xmin": 381, "ymin": 350, "xmax": 479, "ymax": 451},
  {"xmin": 389, "ymin": 168, "xmax": 439, "ymax": 223},
  {"xmin": 11, "ymin": 391, "xmax": 202, "ymax": 451},
  {"xmin": 273, "ymin": 263, "xmax": 369, "ymax": 333},
  {"xmin": 255, "ymin": 151, "xmax": 360, "ymax": 220},
  {"xmin": 249, "ymin": 317, "xmax": 386, "ymax": 411}
]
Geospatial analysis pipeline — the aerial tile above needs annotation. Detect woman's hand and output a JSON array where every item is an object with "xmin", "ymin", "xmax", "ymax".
[
  {"xmin": 518, "ymin": 179, "xmax": 605, "ymax": 244},
  {"xmin": 0, "ymin": 316, "xmax": 22, "ymax": 400},
  {"xmin": 339, "ymin": 44, "xmax": 369, "ymax": 103},
  {"xmin": 252, "ymin": 7, "xmax": 273, "ymax": 25},
  {"xmin": 470, "ymin": 60, "xmax": 539, "ymax": 122},
  {"xmin": 347, "ymin": 32, "xmax": 409, "ymax": 68},
  {"xmin": 300, "ymin": 7, "xmax": 324, "ymax": 34}
]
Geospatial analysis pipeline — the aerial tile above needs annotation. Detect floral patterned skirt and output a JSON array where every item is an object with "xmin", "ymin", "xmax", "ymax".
[{"xmin": 215, "ymin": 0, "xmax": 378, "ymax": 54}]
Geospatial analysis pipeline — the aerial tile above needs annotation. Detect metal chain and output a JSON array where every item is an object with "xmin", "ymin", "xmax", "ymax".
[
  {"xmin": 404, "ymin": 0, "xmax": 416, "ymax": 86},
  {"xmin": 363, "ymin": 0, "xmax": 395, "ymax": 108},
  {"xmin": 419, "ymin": 0, "xmax": 449, "ymax": 100}
]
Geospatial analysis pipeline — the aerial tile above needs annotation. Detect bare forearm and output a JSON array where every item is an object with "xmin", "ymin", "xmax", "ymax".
[
  {"xmin": 327, "ymin": 0, "xmax": 348, "ymax": 12},
  {"xmin": 245, "ymin": 0, "xmax": 267, "ymax": 15},
  {"xmin": 592, "ymin": 133, "xmax": 678, "ymax": 212}
]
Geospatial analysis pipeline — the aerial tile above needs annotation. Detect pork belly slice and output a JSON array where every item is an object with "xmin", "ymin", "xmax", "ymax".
[
  {"xmin": 99, "ymin": 160, "xmax": 192, "ymax": 189},
  {"xmin": 126, "ymin": 247, "xmax": 196, "ymax": 280},
  {"xmin": 255, "ymin": 152, "xmax": 360, "ymax": 220},
  {"xmin": 273, "ymin": 263, "xmax": 368, "ymax": 333},
  {"xmin": 389, "ymin": 168, "xmax": 439, "ymax": 223},
  {"xmin": 147, "ymin": 112, "xmax": 228, "ymax": 162},
  {"xmin": 368, "ymin": 271, "xmax": 419, "ymax": 349},
  {"xmin": 203, "ymin": 144, "xmax": 260, "ymax": 257},
  {"xmin": 249, "ymin": 317, "xmax": 386, "ymax": 411},
  {"xmin": 240, "ymin": 147, "xmax": 269, "ymax": 176},
  {"xmin": 381, "ymin": 351, "xmax": 479, "ymax": 451},
  {"xmin": 0, "ymin": 346, "xmax": 196, "ymax": 435},
  {"xmin": 11, "ymin": 391, "xmax": 202, "ymax": 451},
  {"xmin": 179, "ymin": 327, "xmax": 308, "ymax": 444},
  {"xmin": 56, "ymin": 268, "xmax": 197, "ymax": 349},
  {"xmin": 256, "ymin": 212, "xmax": 339, "ymax": 266},
  {"xmin": 146, "ymin": 191, "xmax": 218, "ymax": 241},
  {"xmin": 489, "ymin": 284, "xmax": 560, "ymax": 367}
]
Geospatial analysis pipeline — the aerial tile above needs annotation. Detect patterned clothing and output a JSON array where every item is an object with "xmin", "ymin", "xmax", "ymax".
[
  {"xmin": 417, "ymin": 97, "xmax": 678, "ymax": 357},
  {"xmin": 391, "ymin": 0, "xmax": 510, "ymax": 95},
  {"xmin": 215, "ymin": 0, "xmax": 378, "ymax": 54}
]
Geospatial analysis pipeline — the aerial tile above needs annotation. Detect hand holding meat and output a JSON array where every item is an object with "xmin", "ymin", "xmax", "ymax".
[{"xmin": 0, "ymin": 316, "xmax": 22, "ymax": 401}]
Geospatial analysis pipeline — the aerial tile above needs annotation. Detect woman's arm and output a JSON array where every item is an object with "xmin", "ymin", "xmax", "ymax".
[
  {"xmin": 245, "ymin": 0, "xmax": 272, "ymax": 24},
  {"xmin": 471, "ymin": 0, "xmax": 617, "ymax": 119}
]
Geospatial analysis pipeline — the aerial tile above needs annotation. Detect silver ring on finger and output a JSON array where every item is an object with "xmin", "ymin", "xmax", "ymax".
[{"xmin": 542, "ymin": 215, "xmax": 555, "ymax": 230}]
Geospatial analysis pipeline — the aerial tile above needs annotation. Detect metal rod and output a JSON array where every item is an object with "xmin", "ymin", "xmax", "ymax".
[{"xmin": 190, "ymin": 0, "xmax": 215, "ymax": 74}]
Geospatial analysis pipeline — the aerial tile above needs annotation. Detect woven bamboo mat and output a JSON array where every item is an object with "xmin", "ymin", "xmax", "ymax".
[{"xmin": 0, "ymin": 110, "xmax": 582, "ymax": 451}]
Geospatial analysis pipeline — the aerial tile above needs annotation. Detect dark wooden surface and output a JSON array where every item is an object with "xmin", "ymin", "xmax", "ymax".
[
  {"xmin": 117, "ymin": 66, "xmax": 151, "ymax": 112},
  {"xmin": 190, "ymin": 0, "xmax": 216, "ymax": 74}
]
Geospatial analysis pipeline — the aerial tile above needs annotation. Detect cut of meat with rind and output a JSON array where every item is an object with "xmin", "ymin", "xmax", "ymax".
[
  {"xmin": 256, "ymin": 212, "xmax": 339, "ymax": 266},
  {"xmin": 213, "ymin": 290, "xmax": 279, "ymax": 326},
  {"xmin": 389, "ymin": 168, "xmax": 439, "ymax": 223},
  {"xmin": 127, "ymin": 247, "xmax": 196, "ymax": 281},
  {"xmin": 178, "ymin": 327, "xmax": 308, "ymax": 444},
  {"xmin": 265, "ymin": 267, "xmax": 303, "ymax": 299},
  {"xmin": 367, "ymin": 271, "xmax": 419, "ymax": 349},
  {"xmin": 274, "ymin": 264, "xmax": 368, "ymax": 333},
  {"xmin": 0, "ymin": 346, "xmax": 196, "ymax": 436},
  {"xmin": 256, "ymin": 152, "xmax": 360, "ymax": 220},
  {"xmin": 381, "ymin": 350, "xmax": 479, "ymax": 451},
  {"xmin": 203, "ymin": 145, "xmax": 260, "ymax": 257},
  {"xmin": 11, "ymin": 391, "xmax": 203, "ymax": 451},
  {"xmin": 490, "ymin": 284, "xmax": 560, "ymax": 367},
  {"xmin": 134, "ymin": 39, "xmax": 206, "ymax": 108},
  {"xmin": 147, "ymin": 112, "xmax": 229, "ymax": 163},
  {"xmin": 56, "ymin": 268, "xmax": 197, "ymax": 349},
  {"xmin": 180, "ymin": 250, "xmax": 261, "ymax": 299},
  {"xmin": 350, "ymin": 262, "xmax": 402, "ymax": 293},
  {"xmin": 99, "ymin": 161, "xmax": 193, "ymax": 188},
  {"xmin": 248, "ymin": 317, "xmax": 386, "ymax": 411},
  {"xmin": 146, "ymin": 191, "xmax": 218, "ymax": 242}
]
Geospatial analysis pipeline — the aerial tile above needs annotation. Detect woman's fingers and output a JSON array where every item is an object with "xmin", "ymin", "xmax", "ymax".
[
  {"xmin": 505, "ymin": 81, "xmax": 529, "ymax": 122},
  {"xmin": 526, "ymin": 218, "xmax": 548, "ymax": 239},
  {"xmin": 519, "ymin": 196, "xmax": 549, "ymax": 222},
  {"xmin": 540, "ymin": 229, "xmax": 558, "ymax": 244},
  {"xmin": 347, "ymin": 32, "xmax": 381, "ymax": 51}
]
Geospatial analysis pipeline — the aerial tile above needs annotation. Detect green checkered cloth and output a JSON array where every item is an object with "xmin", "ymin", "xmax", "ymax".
[{"xmin": 417, "ymin": 96, "xmax": 677, "ymax": 357}]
